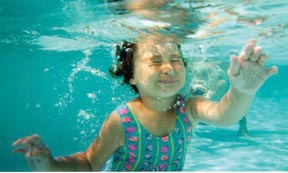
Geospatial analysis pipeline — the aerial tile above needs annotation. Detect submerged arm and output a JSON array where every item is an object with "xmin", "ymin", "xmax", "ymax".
[
  {"xmin": 187, "ymin": 88, "xmax": 254, "ymax": 126},
  {"xmin": 186, "ymin": 40, "xmax": 277, "ymax": 126},
  {"xmin": 52, "ymin": 111, "xmax": 124, "ymax": 171},
  {"xmin": 51, "ymin": 152, "xmax": 92, "ymax": 171},
  {"xmin": 12, "ymin": 112, "xmax": 123, "ymax": 171}
]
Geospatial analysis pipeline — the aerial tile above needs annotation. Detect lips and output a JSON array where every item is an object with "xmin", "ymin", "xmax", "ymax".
[{"xmin": 157, "ymin": 79, "xmax": 177, "ymax": 85}]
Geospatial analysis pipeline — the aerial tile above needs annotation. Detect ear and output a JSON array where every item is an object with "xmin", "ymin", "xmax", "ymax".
[{"xmin": 130, "ymin": 78, "xmax": 136, "ymax": 85}]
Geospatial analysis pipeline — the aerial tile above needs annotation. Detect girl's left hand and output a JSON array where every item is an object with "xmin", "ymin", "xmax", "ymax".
[{"xmin": 227, "ymin": 39, "xmax": 278, "ymax": 95}]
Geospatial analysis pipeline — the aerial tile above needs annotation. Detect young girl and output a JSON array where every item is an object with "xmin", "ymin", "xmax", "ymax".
[{"xmin": 12, "ymin": 33, "xmax": 277, "ymax": 171}]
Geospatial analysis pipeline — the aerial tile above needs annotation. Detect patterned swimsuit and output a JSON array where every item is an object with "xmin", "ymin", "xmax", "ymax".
[{"xmin": 110, "ymin": 95, "xmax": 192, "ymax": 171}]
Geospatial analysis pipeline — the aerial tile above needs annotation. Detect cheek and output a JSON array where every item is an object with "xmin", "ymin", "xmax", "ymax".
[
  {"xmin": 180, "ymin": 73, "xmax": 186, "ymax": 85},
  {"xmin": 177, "ymin": 66, "xmax": 187, "ymax": 85},
  {"xmin": 134, "ymin": 65, "xmax": 154, "ymax": 84},
  {"xmin": 176, "ymin": 65, "xmax": 186, "ymax": 76}
]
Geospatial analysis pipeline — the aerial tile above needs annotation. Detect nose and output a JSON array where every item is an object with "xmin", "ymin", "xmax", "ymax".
[{"xmin": 161, "ymin": 61, "xmax": 174, "ymax": 75}]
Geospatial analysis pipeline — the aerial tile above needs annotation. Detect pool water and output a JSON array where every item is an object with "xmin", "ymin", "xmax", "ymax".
[{"xmin": 1, "ymin": 0, "xmax": 287, "ymax": 171}]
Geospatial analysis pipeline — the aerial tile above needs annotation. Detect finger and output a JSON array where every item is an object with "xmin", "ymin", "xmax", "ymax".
[
  {"xmin": 13, "ymin": 147, "xmax": 27, "ymax": 154},
  {"xmin": 265, "ymin": 66, "xmax": 278, "ymax": 77},
  {"xmin": 14, "ymin": 134, "xmax": 45, "ymax": 150},
  {"xmin": 29, "ymin": 135, "xmax": 49, "ymax": 150},
  {"xmin": 12, "ymin": 138, "xmax": 31, "ymax": 153},
  {"xmin": 12, "ymin": 134, "xmax": 38, "ymax": 146},
  {"xmin": 13, "ymin": 137, "xmax": 37, "ymax": 154},
  {"xmin": 26, "ymin": 150, "xmax": 34, "ymax": 158},
  {"xmin": 25, "ymin": 141, "xmax": 36, "ymax": 152},
  {"xmin": 239, "ymin": 39, "xmax": 256, "ymax": 60},
  {"xmin": 250, "ymin": 46, "xmax": 262, "ymax": 62},
  {"xmin": 257, "ymin": 54, "xmax": 268, "ymax": 66},
  {"xmin": 12, "ymin": 137, "xmax": 28, "ymax": 146},
  {"xmin": 28, "ymin": 134, "xmax": 44, "ymax": 147},
  {"xmin": 228, "ymin": 55, "xmax": 241, "ymax": 76},
  {"xmin": 23, "ymin": 146, "xmax": 43, "ymax": 159}
]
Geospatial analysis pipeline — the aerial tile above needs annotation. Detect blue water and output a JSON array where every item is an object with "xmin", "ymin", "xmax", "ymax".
[{"xmin": 1, "ymin": 0, "xmax": 288, "ymax": 171}]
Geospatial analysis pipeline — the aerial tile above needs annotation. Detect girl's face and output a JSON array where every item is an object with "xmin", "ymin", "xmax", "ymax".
[{"xmin": 132, "ymin": 42, "xmax": 186, "ymax": 98}]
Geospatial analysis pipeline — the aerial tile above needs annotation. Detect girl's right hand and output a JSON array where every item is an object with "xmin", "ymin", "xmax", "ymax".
[{"xmin": 12, "ymin": 134, "xmax": 55, "ymax": 171}]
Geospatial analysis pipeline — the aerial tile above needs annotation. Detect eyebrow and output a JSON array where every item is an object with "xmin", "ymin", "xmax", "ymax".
[{"xmin": 145, "ymin": 53, "xmax": 162, "ymax": 59}]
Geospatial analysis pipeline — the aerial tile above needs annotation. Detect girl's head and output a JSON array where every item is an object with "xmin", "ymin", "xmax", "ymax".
[{"xmin": 109, "ymin": 33, "xmax": 187, "ymax": 96}]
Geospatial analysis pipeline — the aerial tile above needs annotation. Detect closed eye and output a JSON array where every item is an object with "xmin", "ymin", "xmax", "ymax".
[
  {"xmin": 148, "ymin": 54, "xmax": 162, "ymax": 66},
  {"xmin": 150, "ymin": 59, "xmax": 162, "ymax": 65},
  {"xmin": 171, "ymin": 58, "xmax": 181, "ymax": 63}
]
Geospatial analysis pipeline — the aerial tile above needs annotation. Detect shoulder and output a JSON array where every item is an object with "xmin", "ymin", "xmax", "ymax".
[
  {"xmin": 85, "ymin": 110, "xmax": 125, "ymax": 170},
  {"xmin": 100, "ymin": 110, "xmax": 125, "ymax": 146}
]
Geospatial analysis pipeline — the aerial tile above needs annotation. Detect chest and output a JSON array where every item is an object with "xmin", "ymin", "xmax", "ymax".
[
  {"xmin": 112, "ymin": 106, "xmax": 192, "ymax": 171},
  {"xmin": 137, "ymin": 110, "xmax": 177, "ymax": 137},
  {"xmin": 112, "ymin": 124, "xmax": 191, "ymax": 171}
]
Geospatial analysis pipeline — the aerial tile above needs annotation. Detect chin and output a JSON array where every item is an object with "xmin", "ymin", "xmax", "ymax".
[{"xmin": 156, "ymin": 89, "xmax": 180, "ymax": 97}]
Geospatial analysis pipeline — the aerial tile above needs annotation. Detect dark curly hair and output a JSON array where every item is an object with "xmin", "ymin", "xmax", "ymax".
[
  {"xmin": 109, "ymin": 38, "xmax": 187, "ymax": 94},
  {"xmin": 109, "ymin": 40, "xmax": 139, "ymax": 93}
]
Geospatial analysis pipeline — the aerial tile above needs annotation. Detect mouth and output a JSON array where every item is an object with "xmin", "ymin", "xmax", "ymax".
[{"xmin": 157, "ymin": 79, "xmax": 178, "ymax": 85}]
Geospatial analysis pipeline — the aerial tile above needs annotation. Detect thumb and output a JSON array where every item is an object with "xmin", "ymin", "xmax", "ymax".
[
  {"xmin": 265, "ymin": 66, "xmax": 278, "ymax": 78},
  {"xmin": 228, "ymin": 55, "xmax": 240, "ymax": 77}
]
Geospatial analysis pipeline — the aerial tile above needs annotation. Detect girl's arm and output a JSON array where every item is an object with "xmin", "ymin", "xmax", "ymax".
[
  {"xmin": 85, "ymin": 111, "xmax": 124, "ymax": 171},
  {"xmin": 186, "ymin": 88, "xmax": 254, "ymax": 126},
  {"xmin": 186, "ymin": 40, "xmax": 278, "ymax": 126},
  {"xmin": 12, "ymin": 111, "xmax": 124, "ymax": 171},
  {"xmin": 52, "ymin": 111, "xmax": 124, "ymax": 171}
]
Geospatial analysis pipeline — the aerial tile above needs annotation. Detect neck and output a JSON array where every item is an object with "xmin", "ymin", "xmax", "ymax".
[{"xmin": 139, "ymin": 94, "xmax": 180, "ymax": 113}]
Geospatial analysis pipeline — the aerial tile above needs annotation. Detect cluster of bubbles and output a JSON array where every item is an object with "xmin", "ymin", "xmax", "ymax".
[
  {"xmin": 189, "ymin": 60, "xmax": 227, "ymax": 100},
  {"xmin": 184, "ymin": 44, "xmax": 228, "ymax": 100}
]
